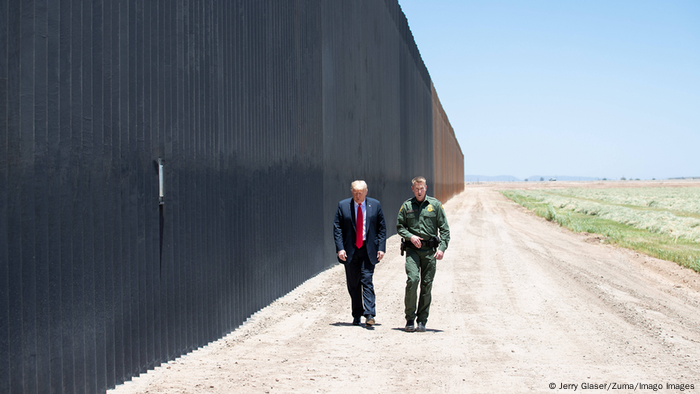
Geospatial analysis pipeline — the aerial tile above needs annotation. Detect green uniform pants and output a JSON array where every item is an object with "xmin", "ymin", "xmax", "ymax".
[{"xmin": 404, "ymin": 247, "xmax": 436, "ymax": 324}]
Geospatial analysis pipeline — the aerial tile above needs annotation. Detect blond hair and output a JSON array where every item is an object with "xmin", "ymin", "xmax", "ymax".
[{"xmin": 411, "ymin": 176, "xmax": 427, "ymax": 186}]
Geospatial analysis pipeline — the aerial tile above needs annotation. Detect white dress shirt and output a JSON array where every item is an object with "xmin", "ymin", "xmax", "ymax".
[{"xmin": 354, "ymin": 200, "xmax": 367, "ymax": 241}]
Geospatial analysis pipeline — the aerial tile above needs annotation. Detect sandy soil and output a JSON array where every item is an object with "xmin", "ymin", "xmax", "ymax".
[{"xmin": 109, "ymin": 181, "xmax": 700, "ymax": 393}]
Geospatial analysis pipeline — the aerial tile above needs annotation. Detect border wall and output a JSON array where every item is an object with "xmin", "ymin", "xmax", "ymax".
[
  {"xmin": 432, "ymin": 82, "xmax": 465, "ymax": 202},
  {"xmin": 0, "ymin": 1, "xmax": 464, "ymax": 393}
]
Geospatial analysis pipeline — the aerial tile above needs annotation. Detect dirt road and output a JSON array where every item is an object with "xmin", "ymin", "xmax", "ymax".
[{"xmin": 110, "ymin": 182, "xmax": 700, "ymax": 393}]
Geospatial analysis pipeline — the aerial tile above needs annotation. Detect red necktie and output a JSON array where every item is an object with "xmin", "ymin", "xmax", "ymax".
[{"xmin": 356, "ymin": 204, "xmax": 363, "ymax": 248}]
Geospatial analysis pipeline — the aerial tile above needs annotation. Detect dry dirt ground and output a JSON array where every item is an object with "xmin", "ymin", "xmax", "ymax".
[{"xmin": 109, "ymin": 181, "xmax": 700, "ymax": 394}]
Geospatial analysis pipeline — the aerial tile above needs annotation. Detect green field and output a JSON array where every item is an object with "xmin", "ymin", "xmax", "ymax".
[{"xmin": 500, "ymin": 187, "xmax": 700, "ymax": 273}]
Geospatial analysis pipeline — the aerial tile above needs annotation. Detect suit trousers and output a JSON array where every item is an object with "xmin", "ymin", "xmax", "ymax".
[{"xmin": 344, "ymin": 245, "xmax": 376, "ymax": 318}]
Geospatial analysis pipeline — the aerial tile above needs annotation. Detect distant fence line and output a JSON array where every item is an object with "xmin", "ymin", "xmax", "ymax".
[{"xmin": 0, "ymin": 1, "xmax": 464, "ymax": 393}]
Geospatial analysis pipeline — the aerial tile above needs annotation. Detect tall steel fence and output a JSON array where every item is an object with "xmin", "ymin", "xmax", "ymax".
[
  {"xmin": 432, "ymin": 83, "xmax": 465, "ymax": 202},
  {"xmin": 0, "ymin": 1, "xmax": 464, "ymax": 393}
]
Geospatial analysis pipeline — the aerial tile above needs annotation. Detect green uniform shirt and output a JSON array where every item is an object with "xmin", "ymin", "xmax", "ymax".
[{"xmin": 396, "ymin": 195, "xmax": 450, "ymax": 252}]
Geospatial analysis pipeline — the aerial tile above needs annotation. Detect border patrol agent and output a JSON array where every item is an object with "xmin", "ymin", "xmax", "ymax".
[{"xmin": 396, "ymin": 176, "xmax": 450, "ymax": 332}]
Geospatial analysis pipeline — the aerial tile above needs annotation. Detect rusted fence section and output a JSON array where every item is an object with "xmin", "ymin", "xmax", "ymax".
[{"xmin": 432, "ymin": 83, "xmax": 465, "ymax": 202}]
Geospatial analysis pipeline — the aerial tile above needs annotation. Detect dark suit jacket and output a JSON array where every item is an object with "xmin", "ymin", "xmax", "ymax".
[{"xmin": 333, "ymin": 197, "xmax": 386, "ymax": 265}]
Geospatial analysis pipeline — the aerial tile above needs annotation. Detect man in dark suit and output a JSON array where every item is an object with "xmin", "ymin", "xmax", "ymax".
[{"xmin": 333, "ymin": 180, "xmax": 386, "ymax": 326}]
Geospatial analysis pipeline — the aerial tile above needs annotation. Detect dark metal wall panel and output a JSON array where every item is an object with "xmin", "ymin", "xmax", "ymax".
[
  {"xmin": 0, "ymin": 0, "xmax": 9, "ymax": 385},
  {"xmin": 1, "ymin": 1, "xmax": 462, "ymax": 393},
  {"xmin": 105, "ymin": 2, "xmax": 121, "ymax": 387},
  {"xmin": 45, "ymin": 2, "xmax": 63, "ymax": 391},
  {"xmin": 91, "ymin": 0, "xmax": 108, "ymax": 391},
  {"xmin": 19, "ymin": 0, "xmax": 38, "ymax": 393},
  {"xmin": 7, "ymin": 2, "xmax": 24, "ymax": 394},
  {"xmin": 0, "ymin": 0, "xmax": 10, "ymax": 391},
  {"xmin": 33, "ymin": 0, "xmax": 51, "ymax": 393}
]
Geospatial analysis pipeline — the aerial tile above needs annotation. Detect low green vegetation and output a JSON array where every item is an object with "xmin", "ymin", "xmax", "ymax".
[
  {"xmin": 545, "ymin": 187, "xmax": 700, "ymax": 216},
  {"xmin": 500, "ymin": 189, "xmax": 700, "ymax": 273}
]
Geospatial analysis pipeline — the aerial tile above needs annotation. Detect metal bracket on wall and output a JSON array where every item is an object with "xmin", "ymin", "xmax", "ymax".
[{"xmin": 158, "ymin": 158, "xmax": 165, "ymax": 205}]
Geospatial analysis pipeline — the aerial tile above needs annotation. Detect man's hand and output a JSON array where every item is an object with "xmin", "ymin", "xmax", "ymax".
[
  {"xmin": 338, "ymin": 250, "xmax": 347, "ymax": 262},
  {"xmin": 377, "ymin": 251, "xmax": 385, "ymax": 262},
  {"xmin": 434, "ymin": 250, "xmax": 444, "ymax": 260},
  {"xmin": 410, "ymin": 235, "xmax": 422, "ymax": 248}
]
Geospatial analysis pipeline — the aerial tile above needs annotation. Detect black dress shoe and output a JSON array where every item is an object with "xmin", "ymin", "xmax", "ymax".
[{"xmin": 352, "ymin": 317, "xmax": 361, "ymax": 325}]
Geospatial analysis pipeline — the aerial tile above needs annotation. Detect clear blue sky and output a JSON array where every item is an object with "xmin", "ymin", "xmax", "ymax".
[{"xmin": 398, "ymin": 0, "xmax": 700, "ymax": 180}]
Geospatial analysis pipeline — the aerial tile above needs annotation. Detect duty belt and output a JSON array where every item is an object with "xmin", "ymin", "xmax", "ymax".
[{"xmin": 400, "ymin": 236, "xmax": 440, "ymax": 255}]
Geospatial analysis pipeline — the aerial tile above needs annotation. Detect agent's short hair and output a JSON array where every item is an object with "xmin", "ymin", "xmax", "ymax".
[
  {"xmin": 411, "ymin": 176, "xmax": 427, "ymax": 186},
  {"xmin": 351, "ymin": 180, "xmax": 368, "ymax": 192}
]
